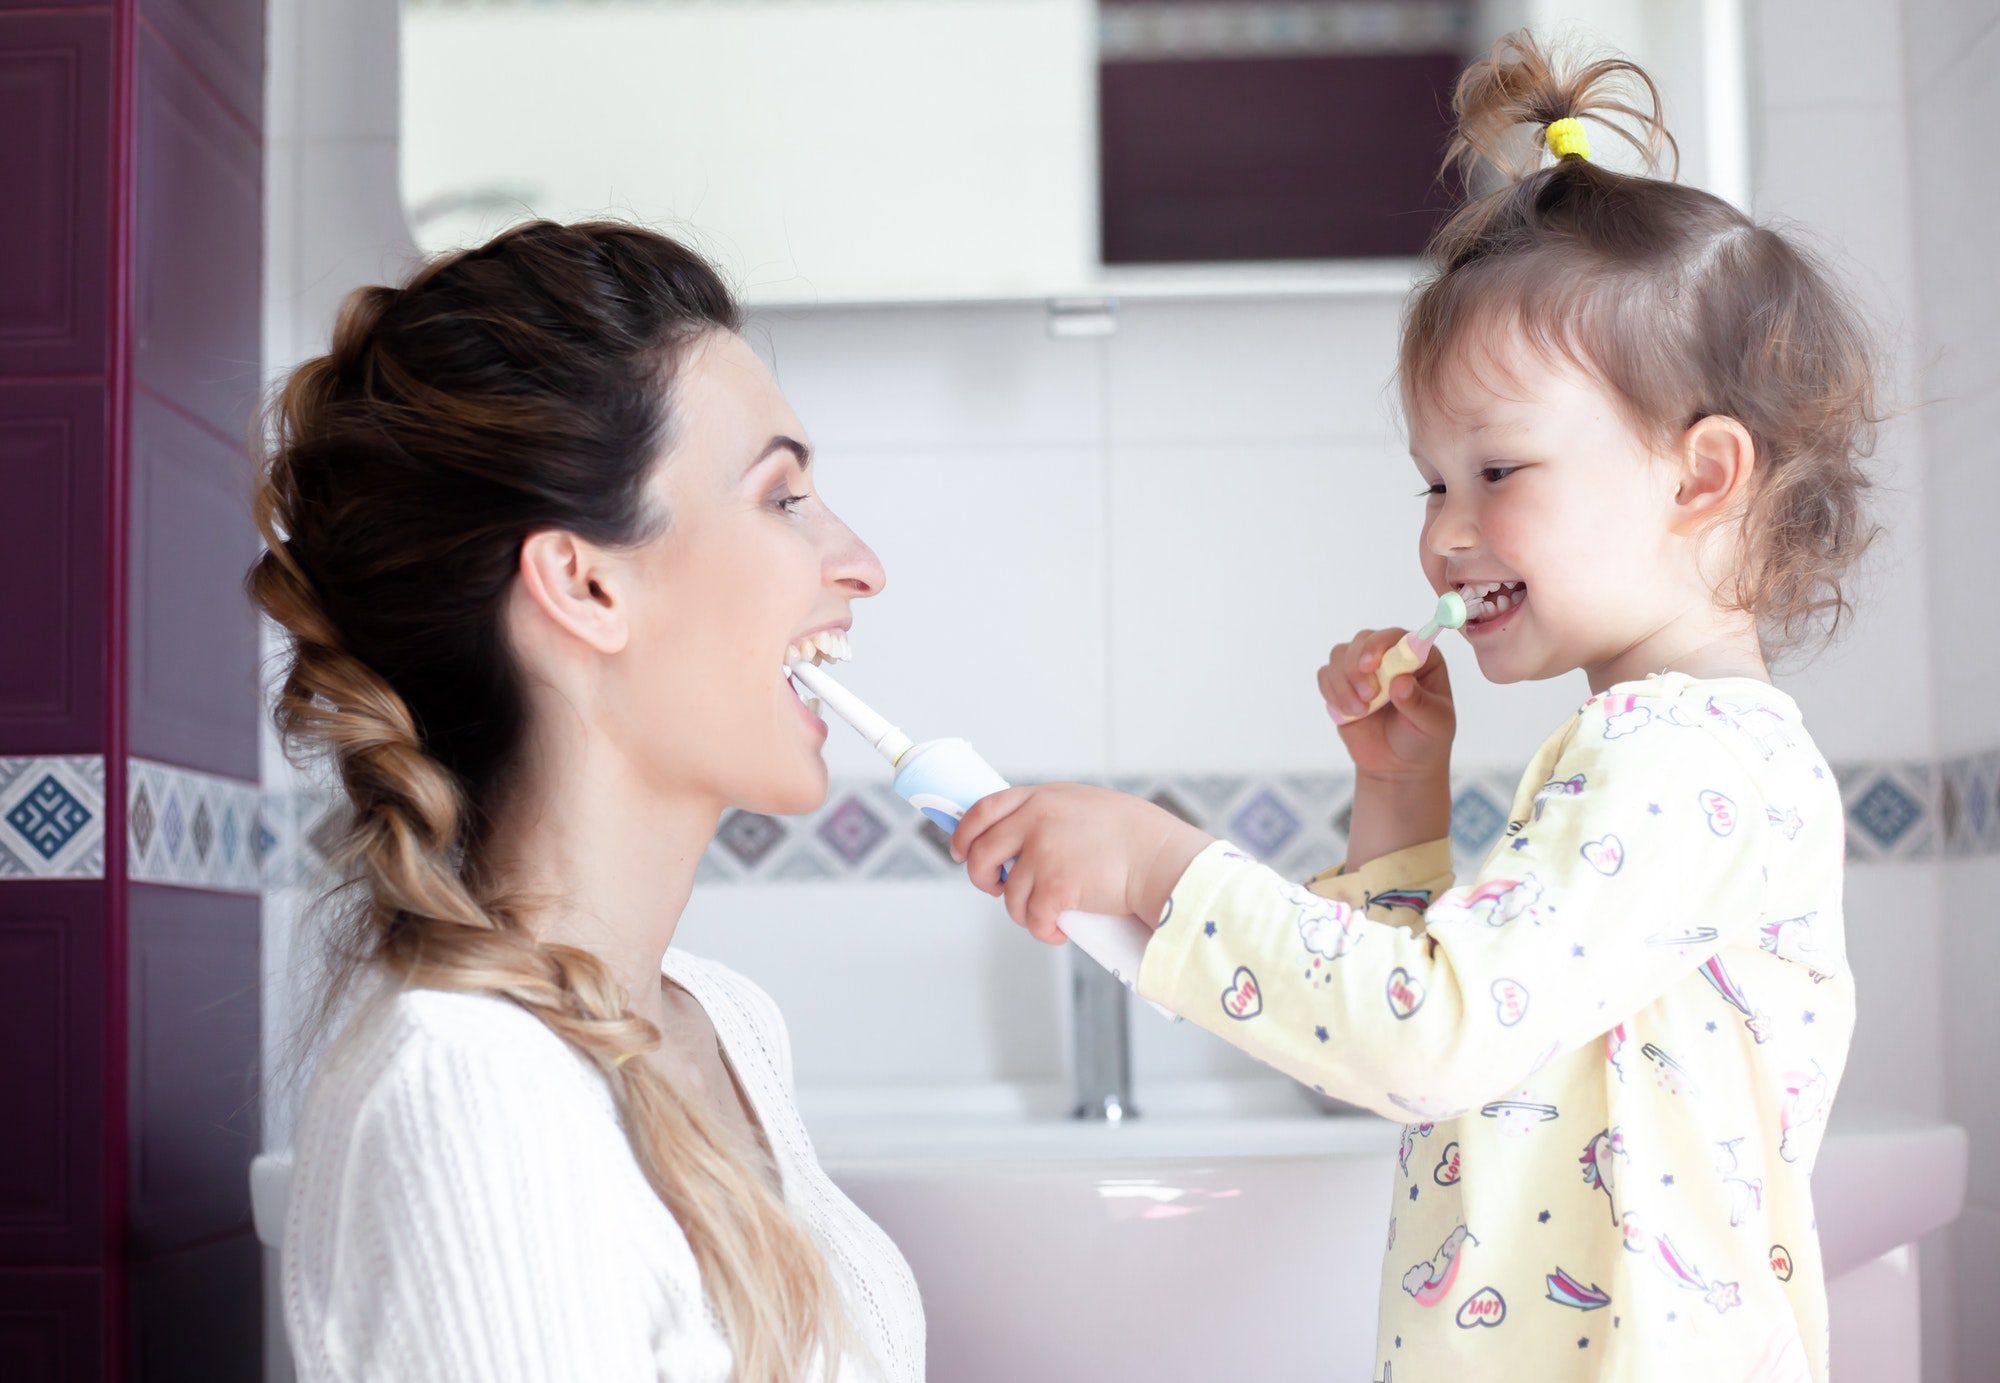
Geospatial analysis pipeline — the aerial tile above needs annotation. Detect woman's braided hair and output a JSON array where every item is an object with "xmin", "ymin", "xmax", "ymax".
[{"xmin": 249, "ymin": 220, "xmax": 842, "ymax": 1381}]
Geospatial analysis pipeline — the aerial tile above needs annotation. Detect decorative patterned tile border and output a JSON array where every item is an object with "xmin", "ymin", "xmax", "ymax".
[
  {"xmin": 8, "ymin": 747, "xmax": 1996, "ymax": 890},
  {"xmin": 127, "ymin": 759, "xmax": 263, "ymax": 894},
  {"xmin": 0, "ymin": 757, "xmax": 106, "ymax": 880},
  {"xmin": 1941, "ymin": 746, "xmax": 2000, "ymax": 860}
]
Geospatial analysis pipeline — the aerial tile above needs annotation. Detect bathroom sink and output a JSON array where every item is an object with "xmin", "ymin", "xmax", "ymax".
[
  {"xmin": 249, "ymin": 1099, "xmax": 1965, "ymax": 1383},
  {"xmin": 809, "ymin": 1101, "xmax": 1966, "ymax": 1383}
]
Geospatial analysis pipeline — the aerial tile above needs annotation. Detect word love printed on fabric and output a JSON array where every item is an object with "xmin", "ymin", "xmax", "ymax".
[{"xmin": 1134, "ymin": 674, "xmax": 1851, "ymax": 1381}]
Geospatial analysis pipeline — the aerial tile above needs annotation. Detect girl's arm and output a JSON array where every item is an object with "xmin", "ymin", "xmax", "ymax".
[{"xmin": 1135, "ymin": 707, "xmax": 1773, "ymax": 1120}]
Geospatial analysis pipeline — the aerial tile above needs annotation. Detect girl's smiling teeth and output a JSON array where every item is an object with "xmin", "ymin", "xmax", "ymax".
[{"xmin": 1456, "ymin": 580, "xmax": 1528, "ymax": 626}]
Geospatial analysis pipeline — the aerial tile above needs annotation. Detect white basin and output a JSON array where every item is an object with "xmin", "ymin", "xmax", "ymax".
[
  {"xmin": 809, "ymin": 1101, "xmax": 1966, "ymax": 1383},
  {"xmin": 250, "ymin": 1098, "xmax": 1965, "ymax": 1383}
]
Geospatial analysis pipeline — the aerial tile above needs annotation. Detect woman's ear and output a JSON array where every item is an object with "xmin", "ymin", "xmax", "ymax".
[
  {"xmin": 516, "ymin": 529, "xmax": 630, "ymax": 655},
  {"xmin": 1673, "ymin": 415, "xmax": 1758, "ymax": 534}
]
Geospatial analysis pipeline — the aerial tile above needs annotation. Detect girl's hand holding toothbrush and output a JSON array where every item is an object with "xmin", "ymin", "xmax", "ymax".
[
  {"xmin": 1317, "ymin": 626, "xmax": 1457, "ymax": 780},
  {"xmin": 1319, "ymin": 626, "xmax": 1458, "ymax": 869},
  {"xmin": 950, "ymin": 786, "xmax": 1213, "ymax": 945}
]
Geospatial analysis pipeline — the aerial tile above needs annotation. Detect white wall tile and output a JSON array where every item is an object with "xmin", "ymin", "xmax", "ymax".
[
  {"xmin": 672, "ymin": 880, "xmax": 1067, "ymax": 1087},
  {"xmin": 1941, "ymin": 857, "xmax": 2000, "ymax": 1209},
  {"xmin": 1754, "ymin": 0, "xmax": 1906, "ymax": 110},
  {"xmin": 1837, "ymin": 863, "xmax": 1948, "ymax": 1118},
  {"xmin": 297, "ymin": 0, "xmax": 400, "ymax": 141},
  {"xmin": 1756, "ymin": 104, "xmax": 1921, "ymax": 337},
  {"xmin": 1105, "ymin": 296, "xmax": 1408, "ymax": 447},
  {"xmin": 1776, "ymin": 425, "xmax": 1937, "ymax": 762},
  {"xmin": 1923, "ymin": 413, "xmax": 2000, "ymax": 758},
  {"xmin": 291, "ymin": 139, "xmax": 422, "ymax": 359},
  {"xmin": 1907, "ymin": 23, "xmax": 2000, "ymax": 407},
  {"xmin": 748, "ymin": 305, "xmax": 1106, "ymax": 452},
  {"xmin": 810, "ymin": 446, "xmax": 1109, "ymax": 780},
  {"xmin": 1901, "ymin": 0, "xmax": 2000, "ymax": 89}
]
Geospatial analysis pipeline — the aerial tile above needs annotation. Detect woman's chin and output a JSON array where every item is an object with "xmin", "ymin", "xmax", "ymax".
[{"xmin": 751, "ymin": 763, "xmax": 831, "ymax": 819}]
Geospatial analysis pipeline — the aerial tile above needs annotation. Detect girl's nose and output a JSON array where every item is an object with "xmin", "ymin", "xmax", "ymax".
[{"xmin": 1425, "ymin": 500, "xmax": 1479, "ymax": 557}]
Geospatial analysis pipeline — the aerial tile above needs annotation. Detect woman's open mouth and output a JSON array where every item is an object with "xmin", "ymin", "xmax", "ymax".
[
  {"xmin": 782, "ymin": 628, "xmax": 851, "ymax": 730},
  {"xmin": 1457, "ymin": 580, "xmax": 1527, "ymax": 637}
]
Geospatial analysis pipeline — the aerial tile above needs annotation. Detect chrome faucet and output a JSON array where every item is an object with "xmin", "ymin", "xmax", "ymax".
[{"xmin": 1069, "ymin": 949, "xmax": 1135, "ymax": 1121}]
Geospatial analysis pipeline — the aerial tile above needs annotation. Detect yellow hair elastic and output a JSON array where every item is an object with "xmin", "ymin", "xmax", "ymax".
[{"xmin": 1545, "ymin": 117, "xmax": 1591, "ymax": 162}]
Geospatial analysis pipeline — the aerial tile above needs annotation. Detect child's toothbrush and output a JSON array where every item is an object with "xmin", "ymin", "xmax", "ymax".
[
  {"xmin": 1330, "ymin": 591, "xmax": 1468, "ymax": 725},
  {"xmin": 786, "ymin": 659, "xmax": 1175, "ymax": 1020}
]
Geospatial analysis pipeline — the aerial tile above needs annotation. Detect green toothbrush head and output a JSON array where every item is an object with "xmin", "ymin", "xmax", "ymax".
[{"xmin": 1412, "ymin": 590, "xmax": 1468, "ymax": 646}]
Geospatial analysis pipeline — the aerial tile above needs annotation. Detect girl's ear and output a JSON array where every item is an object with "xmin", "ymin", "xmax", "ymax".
[
  {"xmin": 516, "ymin": 529, "xmax": 631, "ymax": 655},
  {"xmin": 1673, "ymin": 415, "xmax": 1758, "ymax": 534}
]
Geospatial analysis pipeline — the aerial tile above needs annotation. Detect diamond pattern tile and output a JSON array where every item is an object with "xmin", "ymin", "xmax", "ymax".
[
  {"xmin": 6, "ymin": 774, "xmax": 92, "ymax": 861},
  {"xmin": 1231, "ymin": 788, "xmax": 1301, "ymax": 857},
  {"xmin": 817, "ymin": 796, "xmax": 891, "ymax": 865},
  {"xmin": 1450, "ymin": 786, "xmax": 1508, "ymax": 855},
  {"xmin": 717, "ymin": 810, "xmax": 786, "ymax": 867},
  {"xmin": 1852, "ymin": 776, "xmax": 1922, "ymax": 849}
]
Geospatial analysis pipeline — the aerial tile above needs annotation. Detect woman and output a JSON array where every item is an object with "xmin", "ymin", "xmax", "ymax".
[{"xmin": 255, "ymin": 220, "xmax": 923, "ymax": 1382}]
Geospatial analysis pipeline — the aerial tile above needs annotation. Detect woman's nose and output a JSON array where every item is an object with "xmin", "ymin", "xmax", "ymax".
[{"xmin": 826, "ymin": 514, "xmax": 886, "ymax": 598}]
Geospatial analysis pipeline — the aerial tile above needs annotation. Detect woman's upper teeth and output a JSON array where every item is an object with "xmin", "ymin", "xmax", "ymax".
[{"xmin": 785, "ymin": 629, "xmax": 851, "ymax": 667}]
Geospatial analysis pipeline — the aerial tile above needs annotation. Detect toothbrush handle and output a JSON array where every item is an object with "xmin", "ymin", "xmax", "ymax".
[
  {"xmin": 893, "ymin": 738, "xmax": 1177, "ymax": 1021},
  {"xmin": 1331, "ymin": 633, "xmax": 1432, "ymax": 726}
]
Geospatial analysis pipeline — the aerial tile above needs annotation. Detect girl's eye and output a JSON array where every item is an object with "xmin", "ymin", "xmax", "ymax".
[
  {"xmin": 1480, "ymin": 465, "xmax": 1519, "ymax": 484},
  {"xmin": 1419, "ymin": 482, "xmax": 1446, "ymax": 498}
]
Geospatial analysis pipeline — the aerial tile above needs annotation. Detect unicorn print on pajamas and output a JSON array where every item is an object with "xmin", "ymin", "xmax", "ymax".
[
  {"xmin": 1706, "ymin": 697, "xmax": 1795, "ymax": 760},
  {"xmin": 1532, "ymin": 773, "xmax": 1587, "ymax": 819},
  {"xmin": 1130, "ymin": 675, "xmax": 1852, "ymax": 1381},
  {"xmin": 1715, "ymin": 1138, "xmax": 1764, "ymax": 1228},
  {"xmin": 1430, "ymin": 874, "xmax": 1543, "ymax": 928},
  {"xmin": 1700, "ymin": 956, "xmax": 1771, "ymax": 1043},
  {"xmin": 1581, "ymin": 1128, "xmax": 1628, "ymax": 1225},
  {"xmin": 1402, "ymin": 1225, "xmax": 1477, "ymax": 1304},
  {"xmin": 1780, "ymin": 1063, "xmax": 1832, "ymax": 1163},
  {"xmin": 1599, "ymin": 693, "xmax": 1652, "ymax": 738}
]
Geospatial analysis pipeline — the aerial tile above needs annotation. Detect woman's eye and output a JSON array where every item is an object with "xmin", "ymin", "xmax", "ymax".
[{"xmin": 776, "ymin": 492, "xmax": 810, "ymax": 514}]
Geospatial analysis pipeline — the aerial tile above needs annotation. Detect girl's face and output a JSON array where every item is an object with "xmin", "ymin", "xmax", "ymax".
[
  {"xmin": 604, "ymin": 331, "xmax": 884, "ymax": 816},
  {"xmin": 1408, "ymin": 333, "xmax": 1697, "ymax": 691}
]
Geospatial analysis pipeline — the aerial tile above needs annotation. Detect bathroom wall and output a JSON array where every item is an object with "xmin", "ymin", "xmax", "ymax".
[
  {"xmin": 256, "ymin": 1, "xmax": 1979, "ymax": 1376},
  {"xmin": 1900, "ymin": 1, "xmax": 2000, "ymax": 1380},
  {"xmin": 258, "ymin": 0, "xmax": 1953, "ymax": 1112}
]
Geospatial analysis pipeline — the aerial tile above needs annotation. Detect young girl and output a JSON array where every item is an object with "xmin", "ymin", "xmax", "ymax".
[{"xmin": 952, "ymin": 34, "xmax": 1872, "ymax": 1383}]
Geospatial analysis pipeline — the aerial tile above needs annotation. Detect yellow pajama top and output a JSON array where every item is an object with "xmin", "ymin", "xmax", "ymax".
[{"xmin": 1137, "ymin": 675, "xmax": 1852, "ymax": 1382}]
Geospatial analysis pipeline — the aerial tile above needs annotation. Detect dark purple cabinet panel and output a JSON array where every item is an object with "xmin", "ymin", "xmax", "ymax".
[
  {"xmin": 134, "ymin": 21, "xmax": 263, "ymax": 445},
  {"xmin": 127, "ymin": 392, "xmax": 260, "ymax": 781},
  {"xmin": 126, "ymin": 886, "xmax": 257, "ymax": 1256},
  {"xmin": 0, "ymin": 382, "xmax": 108, "ymax": 754},
  {"xmin": 0, "ymin": 1269, "xmax": 107, "ymax": 1383},
  {"xmin": 1099, "ymin": 53, "xmax": 1462, "ymax": 263},
  {"xmin": 0, "ymin": 12, "xmax": 113, "ymax": 377},
  {"xmin": 0, "ymin": 885, "xmax": 107, "ymax": 1268},
  {"xmin": 130, "ymin": 1231, "xmax": 260, "ymax": 1378},
  {"xmin": 137, "ymin": 0, "xmax": 263, "ymax": 135}
]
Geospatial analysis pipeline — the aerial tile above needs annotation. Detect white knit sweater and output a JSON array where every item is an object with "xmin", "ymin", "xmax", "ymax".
[{"xmin": 281, "ymin": 950, "xmax": 926, "ymax": 1382}]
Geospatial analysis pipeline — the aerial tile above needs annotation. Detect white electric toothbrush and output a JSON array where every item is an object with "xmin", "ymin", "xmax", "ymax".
[{"xmin": 787, "ymin": 659, "xmax": 1174, "ymax": 1020}]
